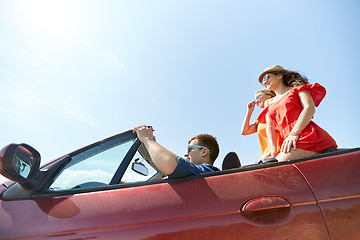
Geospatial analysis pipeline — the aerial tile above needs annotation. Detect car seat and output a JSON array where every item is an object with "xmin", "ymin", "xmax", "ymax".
[{"xmin": 222, "ymin": 152, "xmax": 241, "ymax": 170}]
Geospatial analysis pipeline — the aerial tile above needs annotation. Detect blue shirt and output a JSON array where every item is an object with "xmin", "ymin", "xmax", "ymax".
[{"xmin": 167, "ymin": 156, "xmax": 220, "ymax": 179}]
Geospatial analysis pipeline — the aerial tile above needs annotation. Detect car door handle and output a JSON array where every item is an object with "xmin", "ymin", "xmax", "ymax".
[{"xmin": 241, "ymin": 196, "xmax": 291, "ymax": 224}]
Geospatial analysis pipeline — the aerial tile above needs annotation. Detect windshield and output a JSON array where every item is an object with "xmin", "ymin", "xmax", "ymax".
[{"xmin": 48, "ymin": 131, "xmax": 158, "ymax": 191}]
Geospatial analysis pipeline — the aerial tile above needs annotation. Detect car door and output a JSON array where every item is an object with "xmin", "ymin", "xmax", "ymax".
[
  {"xmin": 103, "ymin": 163, "xmax": 329, "ymax": 240},
  {"xmin": 293, "ymin": 149, "xmax": 360, "ymax": 240}
]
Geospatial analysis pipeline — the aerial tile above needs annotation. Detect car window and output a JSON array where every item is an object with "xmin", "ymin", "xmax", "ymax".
[
  {"xmin": 49, "ymin": 136, "xmax": 158, "ymax": 191},
  {"xmin": 122, "ymin": 151, "xmax": 157, "ymax": 183}
]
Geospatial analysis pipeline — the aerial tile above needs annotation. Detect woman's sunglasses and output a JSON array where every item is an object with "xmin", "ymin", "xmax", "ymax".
[{"xmin": 262, "ymin": 74, "xmax": 270, "ymax": 85}]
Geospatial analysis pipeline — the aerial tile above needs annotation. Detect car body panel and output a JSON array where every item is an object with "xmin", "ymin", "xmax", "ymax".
[
  {"xmin": 293, "ymin": 151, "xmax": 360, "ymax": 240},
  {"xmin": 1, "ymin": 163, "xmax": 329, "ymax": 239},
  {"xmin": 0, "ymin": 129, "xmax": 359, "ymax": 240}
]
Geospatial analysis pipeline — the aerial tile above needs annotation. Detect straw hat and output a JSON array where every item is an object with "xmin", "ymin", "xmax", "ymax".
[{"xmin": 258, "ymin": 65, "xmax": 287, "ymax": 83}]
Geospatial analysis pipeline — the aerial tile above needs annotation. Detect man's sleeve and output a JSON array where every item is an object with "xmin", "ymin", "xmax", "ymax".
[{"xmin": 167, "ymin": 156, "xmax": 219, "ymax": 179}]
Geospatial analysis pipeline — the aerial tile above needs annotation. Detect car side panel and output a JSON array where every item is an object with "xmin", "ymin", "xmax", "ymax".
[
  {"xmin": 293, "ymin": 151, "xmax": 360, "ymax": 240},
  {"xmin": 0, "ymin": 164, "xmax": 329, "ymax": 240}
]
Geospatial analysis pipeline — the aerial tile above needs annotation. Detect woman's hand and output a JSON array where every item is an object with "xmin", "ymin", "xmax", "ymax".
[
  {"xmin": 280, "ymin": 134, "xmax": 299, "ymax": 153},
  {"xmin": 247, "ymin": 101, "xmax": 255, "ymax": 112},
  {"xmin": 270, "ymin": 146, "xmax": 277, "ymax": 157},
  {"xmin": 280, "ymin": 90, "xmax": 315, "ymax": 153}
]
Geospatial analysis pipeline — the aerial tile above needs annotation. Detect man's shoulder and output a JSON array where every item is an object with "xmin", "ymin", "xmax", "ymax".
[
  {"xmin": 200, "ymin": 163, "xmax": 220, "ymax": 172},
  {"xmin": 178, "ymin": 157, "xmax": 219, "ymax": 172},
  {"xmin": 167, "ymin": 157, "xmax": 219, "ymax": 179}
]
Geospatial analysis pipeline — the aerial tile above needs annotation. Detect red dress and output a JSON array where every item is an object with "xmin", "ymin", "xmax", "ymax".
[{"xmin": 258, "ymin": 83, "xmax": 337, "ymax": 153}]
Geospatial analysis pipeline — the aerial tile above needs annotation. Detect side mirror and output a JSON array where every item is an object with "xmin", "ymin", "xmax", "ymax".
[
  {"xmin": 0, "ymin": 143, "xmax": 41, "ymax": 190},
  {"xmin": 131, "ymin": 158, "xmax": 149, "ymax": 176}
]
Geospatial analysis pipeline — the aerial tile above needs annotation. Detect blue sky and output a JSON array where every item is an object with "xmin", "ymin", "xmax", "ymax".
[{"xmin": 1, "ymin": 0, "xmax": 359, "ymax": 183}]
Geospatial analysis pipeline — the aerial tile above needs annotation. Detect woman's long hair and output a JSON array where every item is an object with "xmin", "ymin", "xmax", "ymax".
[{"xmin": 272, "ymin": 71, "xmax": 309, "ymax": 87}]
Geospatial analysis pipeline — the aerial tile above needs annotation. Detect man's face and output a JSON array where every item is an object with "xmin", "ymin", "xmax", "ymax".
[{"xmin": 184, "ymin": 139, "xmax": 206, "ymax": 165}]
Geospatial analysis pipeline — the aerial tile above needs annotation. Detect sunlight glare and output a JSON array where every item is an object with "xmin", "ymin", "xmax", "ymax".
[{"xmin": 18, "ymin": 0, "xmax": 81, "ymax": 42}]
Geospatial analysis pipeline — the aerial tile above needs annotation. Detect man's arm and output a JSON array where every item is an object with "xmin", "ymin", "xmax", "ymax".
[{"xmin": 133, "ymin": 125, "xmax": 178, "ymax": 175}]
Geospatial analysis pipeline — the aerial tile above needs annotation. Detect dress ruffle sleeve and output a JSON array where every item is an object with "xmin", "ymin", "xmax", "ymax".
[
  {"xmin": 257, "ymin": 107, "xmax": 268, "ymax": 124},
  {"xmin": 292, "ymin": 83, "xmax": 326, "ymax": 107}
]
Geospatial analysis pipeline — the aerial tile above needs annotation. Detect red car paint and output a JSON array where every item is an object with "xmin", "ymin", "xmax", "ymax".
[{"xmin": 0, "ymin": 131, "xmax": 359, "ymax": 240}]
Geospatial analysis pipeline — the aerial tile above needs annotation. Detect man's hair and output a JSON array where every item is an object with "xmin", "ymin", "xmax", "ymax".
[{"xmin": 188, "ymin": 134, "xmax": 219, "ymax": 164}]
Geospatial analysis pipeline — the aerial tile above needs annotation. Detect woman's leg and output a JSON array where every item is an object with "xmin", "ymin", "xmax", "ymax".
[{"xmin": 276, "ymin": 148, "xmax": 320, "ymax": 162}]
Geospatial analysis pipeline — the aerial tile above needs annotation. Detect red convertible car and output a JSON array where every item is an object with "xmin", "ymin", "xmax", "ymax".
[{"xmin": 0, "ymin": 129, "xmax": 359, "ymax": 240}]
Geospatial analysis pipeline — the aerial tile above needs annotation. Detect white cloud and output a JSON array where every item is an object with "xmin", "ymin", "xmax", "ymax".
[{"xmin": 51, "ymin": 169, "xmax": 113, "ymax": 190}]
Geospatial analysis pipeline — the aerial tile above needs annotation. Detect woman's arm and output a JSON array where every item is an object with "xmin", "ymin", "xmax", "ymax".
[
  {"xmin": 241, "ymin": 101, "xmax": 258, "ymax": 135},
  {"xmin": 280, "ymin": 90, "xmax": 316, "ymax": 153},
  {"xmin": 266, "ymin": 113, "xmax": 278, "ymax": 157}
]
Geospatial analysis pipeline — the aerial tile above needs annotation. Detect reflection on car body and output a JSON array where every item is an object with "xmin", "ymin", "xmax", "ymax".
[{"xmin": 0, "ymin": 128, "xmax": 359, "ymax": 239}]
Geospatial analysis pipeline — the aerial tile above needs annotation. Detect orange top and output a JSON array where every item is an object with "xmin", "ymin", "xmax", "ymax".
[
  {"xmin": 258, "ymin": 83, "xmax": 337, "ymax": 153},
  {"xmin": 257, "ymin": 122, "xmax": 279, "ymax": 160}
]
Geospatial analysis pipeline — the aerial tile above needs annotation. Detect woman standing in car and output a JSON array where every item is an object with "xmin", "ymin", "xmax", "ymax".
[
  {"xmin": 241, "ymin": 89, "xmax": 278, "ymax": 162},
  {"xmin": 257, "ymin": 65, "xmax": 337, "ymax": 161}
]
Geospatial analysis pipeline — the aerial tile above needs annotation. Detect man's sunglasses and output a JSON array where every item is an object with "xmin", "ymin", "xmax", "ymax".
[{"xmin": 187, "ymin": 145, "xmax": 209, "ymax": 153}]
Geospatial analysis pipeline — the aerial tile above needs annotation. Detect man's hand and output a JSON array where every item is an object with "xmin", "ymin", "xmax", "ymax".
[
  {"xmin": 133, "ymin": 125, "xmax": 177, "ymax": 175},
  {"xmin": 133, "ymin": 125, "xmax": 154, "ymax": 143}
]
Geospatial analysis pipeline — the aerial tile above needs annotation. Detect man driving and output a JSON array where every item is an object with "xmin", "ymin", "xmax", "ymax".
[{"xmin": 133, "ymin": 125, "xmax": 220, "ymax": 179}]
